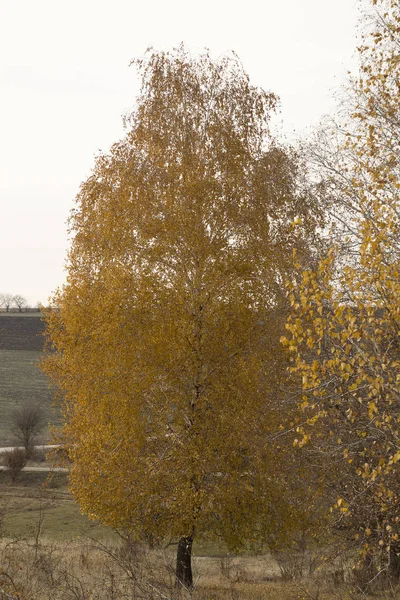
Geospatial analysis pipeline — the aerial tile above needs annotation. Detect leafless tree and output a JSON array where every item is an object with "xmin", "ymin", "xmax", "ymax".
[
  {"xmin": 12, "ymin": 295, "xmax": 27, "ymax": 313},
  {"xmin": 0, "ymin": 293, "xmax": 13, "ymax": 312},
  {"xmin": 11, "ymin": 404, "xmax": 44, "ymax": 459}
]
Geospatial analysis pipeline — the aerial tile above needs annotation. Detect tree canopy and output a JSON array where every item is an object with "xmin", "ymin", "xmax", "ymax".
[
  {"xmin": 283, "ymin": 0, "xmax": 400, "ymax": 582},
  {"xmin": 43, "ymin": 46, "xmax": 322, "ymax": 587}
]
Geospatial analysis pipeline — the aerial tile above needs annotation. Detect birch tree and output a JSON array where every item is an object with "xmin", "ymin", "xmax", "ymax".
[{"xmin": 43, "ymin": 46, "xmax": 322, "ymax": 588}]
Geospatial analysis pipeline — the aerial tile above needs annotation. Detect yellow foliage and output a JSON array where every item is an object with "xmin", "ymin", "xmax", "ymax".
[
  {"xmin": 284, "ymin": 0, "xmax": 400, "ymax": 565},
  {"xmin": 42, "ymin": 47, "xmax": 322, "ymax": 557}
]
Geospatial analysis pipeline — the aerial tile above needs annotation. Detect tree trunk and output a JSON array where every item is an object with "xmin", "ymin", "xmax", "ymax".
[
  {"xmin": 389, "ymin": 544, "xmax": 400, "ymax": 580},
  {"xmin": 175, "ymin": 536, "xmax": 193, "ymax": 589},
  {"xmin": 354, "ymin": 551, "xmax": 376, "ymax": 591}
]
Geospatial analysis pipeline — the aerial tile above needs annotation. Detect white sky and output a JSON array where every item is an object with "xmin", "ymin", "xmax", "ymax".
[{"xmin": 0, "ymin": 0, "xmax": 359, "ymax": 306}]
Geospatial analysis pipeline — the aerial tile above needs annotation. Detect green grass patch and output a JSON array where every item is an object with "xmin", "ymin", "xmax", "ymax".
[
  {"xmin": 0, "ymin": 471, "xmax": 116, "ymax": 541},
  {"xmin": 3, "ymin": 498, "xmax": 114, "ymax": 541},
  {"xmin": 193, "ymin": 539, "xmax": 231, "ymax": 557},
  {"xmin": 0, "ymin": 471, "xmax": 232, "ymax": 551}
]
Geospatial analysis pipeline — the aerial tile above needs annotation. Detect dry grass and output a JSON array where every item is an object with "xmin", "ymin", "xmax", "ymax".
[
  {"xmin": 0, "ymin": 534, "xmax": 398, "ymax": 600},
  {"xmin": 0, "ymin": 473, "xmax": 397, "ymax": 598},
  {"xmin": 0, "ymin": 539, "xmax": 301, "ymax": 600}
]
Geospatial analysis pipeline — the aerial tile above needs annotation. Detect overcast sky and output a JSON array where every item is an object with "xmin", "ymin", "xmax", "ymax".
[{"xmin": 0, "ymin": 0, "xmax": 359, "ymax": 306}]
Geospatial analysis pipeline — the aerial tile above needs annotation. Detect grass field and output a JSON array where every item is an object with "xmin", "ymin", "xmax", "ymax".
[
  {"xmin": 0, "ymin": 314, "xmax": 59, "ymax": 446},
  {"xmin": 0, "ymin": 477, "xmax": 367, "ymax": 599},
  {"xmin": 0, "ymin": 472, "xmax": 397, "ymax": 598},
  {"xmin": 0, "ymin": 471, "xmax": 113, "ymax": 541},
  {"xmin": 0, "ymin": 349, "xmax": 58, "ymax": 445},
  {"xmin": 0, "ymin": 318, "xmax": 399, "ymax": 598},
  {"xmin": 0, "ymin": 471, "xmax": 261, "ymax": 552}
]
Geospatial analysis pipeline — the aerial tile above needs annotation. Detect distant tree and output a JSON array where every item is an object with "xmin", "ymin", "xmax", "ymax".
[
  {"xmin": 11, "ymin": 404, "xmax": 44, "ymax": 459},
  {"xmin": 12, "ymin": 295, "xmax": 27, "ymax": 313},
  {"xmin": 0, "ymin": 293, "xmax": 13, "ymax": 312},
  {"xmin": 42, "ymin": 47, "xmax": 323, "ymax": 588}
]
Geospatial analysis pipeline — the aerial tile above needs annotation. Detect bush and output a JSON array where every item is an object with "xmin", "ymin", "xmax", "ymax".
[{"xmin": 3, "ymin": 447, "xmax": 27, "ymax": 482}]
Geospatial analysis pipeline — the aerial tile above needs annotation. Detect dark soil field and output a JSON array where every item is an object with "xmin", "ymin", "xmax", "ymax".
[
  {"xmin": 0, "ymin": 314, "xmax": 45, "ymax": 351},
  {"xmin": 0, "ymin": 314, "xmax": 58, "ymax": 445}
]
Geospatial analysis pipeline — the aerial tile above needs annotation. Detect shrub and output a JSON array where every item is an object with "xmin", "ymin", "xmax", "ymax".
[{"xmin": 3, "ymin": 447, "xmax": 27, "ymax": 482}]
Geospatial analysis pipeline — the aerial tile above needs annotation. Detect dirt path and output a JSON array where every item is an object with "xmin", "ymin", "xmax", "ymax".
[
  {"xmin": 0, "ymin": 444, "xmax": 60, "ymax": 453},
  {"xmin": 0, "ymin": 465, "xmax": 67, "ymax": 472},
  {"xmin": 0, "ymin": 444, "xmax": 66, "ymax": 471}
]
